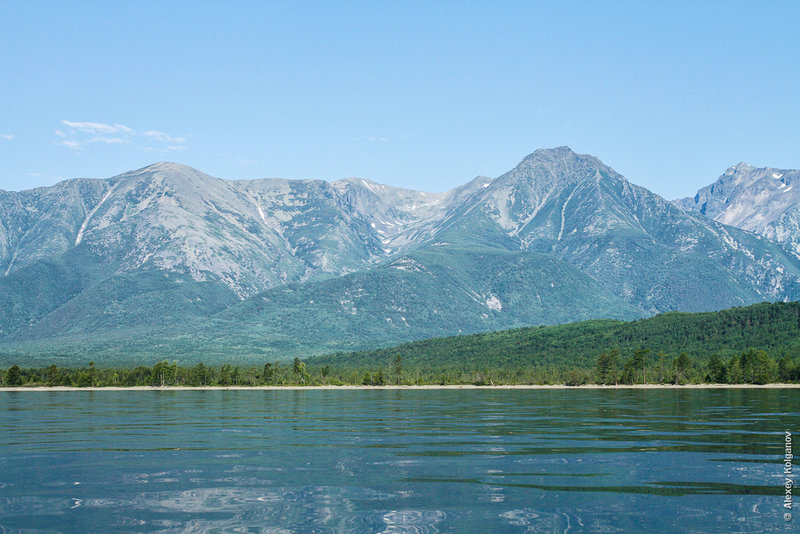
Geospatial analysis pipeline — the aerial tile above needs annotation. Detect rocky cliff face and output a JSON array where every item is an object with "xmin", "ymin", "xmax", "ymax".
[{"xmin": 676, "ymin": 162, "xmax": 800, "ymax": 254}]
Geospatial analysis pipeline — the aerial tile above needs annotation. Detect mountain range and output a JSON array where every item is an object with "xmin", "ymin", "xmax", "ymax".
[
  {"xmin": 676, "ymin": 162, "xmax": 800, "ymax": 255},
  {"xmin": 1, "ymin": 147, "xmax": 799, "ymax": 365}
]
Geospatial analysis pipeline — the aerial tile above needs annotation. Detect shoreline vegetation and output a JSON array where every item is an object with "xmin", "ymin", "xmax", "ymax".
[
  {"xmin": 3, "ymin": 384, "xmax": 800, "ymax": 391},
  {"xmin": 0, "ymin": 345, "xmax": 798, "ymax": 389},
  {"xmin": 1, "ymin": 302, "xmax": 798, "ymax": 389}
]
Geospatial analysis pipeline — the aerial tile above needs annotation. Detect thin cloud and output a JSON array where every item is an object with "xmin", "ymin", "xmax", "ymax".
[
  {"xmin": 143, "ymin": 130, "xmax": 186, "ymax": 144},
  {"xmin": 142, "ymin": 130, "xmax": 188, "ymax": 153},
  {"xmin": 0, "ymin": 134, "xmax": 14, "ymax": 140},
  {"xmin": 61, "ymin": 120, "xmax": 133, "ymax": 135},
  {"xmin": 57, "ymin": 139, "xmax": 85, "ymax": 150},
  {"xmin": 57, "ymin": 120, "xmax": 187, "ymax": 152},
  {"xmin": 91, "ymin": 136, "xmax": 126, "ymax": 145}
]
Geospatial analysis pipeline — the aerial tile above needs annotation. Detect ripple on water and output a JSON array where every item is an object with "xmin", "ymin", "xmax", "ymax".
[
  {"xmin": 1, "ymin": 389, "xmax": 795, "ymax": 532},
  {"xmin": 334, "ymin": 509, "xmax": 450, "ymax": 534},
  {"xmin": 378, "ymin": 510, "xmax": 448, "ymax": 534},
  {"xmin": 499, "ymin": 509, "xmax": 579, "ymax": 531}
]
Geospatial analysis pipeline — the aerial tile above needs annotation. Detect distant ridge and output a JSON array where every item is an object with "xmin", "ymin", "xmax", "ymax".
[{"xmin": 2, "ymin": 148, "xmax": 800, "ymax": 365}]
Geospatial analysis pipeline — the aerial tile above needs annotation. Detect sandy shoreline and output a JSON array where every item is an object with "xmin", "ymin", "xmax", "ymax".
[{"xmin": 1, "ymin": 383, "xmax": 799, "ymax": 392}]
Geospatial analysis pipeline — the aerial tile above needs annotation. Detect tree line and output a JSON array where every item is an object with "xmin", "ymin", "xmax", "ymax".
[
  {"xmin": 594, "ymin": 348, "xmax": 796, "ymax": 385},
  {"xmin": 308, "ymin": 302, "xmax": 800, "ymax": 373},
  {"xmin": 2, "ymin": 348, "xmax": 798, "ymax": 387}
]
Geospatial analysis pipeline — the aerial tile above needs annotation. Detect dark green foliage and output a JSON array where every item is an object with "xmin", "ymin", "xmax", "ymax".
[
  {"xmin": 673, "ymin": 353, "xmax": 691, "ymax": 384},
  {"xmin": 46, "ymin": 364, "xmax": 60, "ymax": 386},
  {"xmin": 620, "ymin": 349, "xmax": 650, "ymax": 384},
  {"xmin": 778, "ymin": 354, "xmax": 799, "ymax": 382},
  {"xmin": 308, "ymin": 301, "xmax": 800, "ymax": 374},
  {"xmin": 0, "ymin": 255, "xmax": 93, "ymax": 338},
  {"xmin": 263, "ymin": 363, "xmax": 276, "ymax": 384},
  {"xmin": 596, "ymin": 349, "xmax": 619, "ymax": 385},
  {"xmin": 374, "ymin": 369, "xmax": 386, "ymax": 386},
  {"xmin": 562, "ymin": 368, "xmax": 591, "ymax": 386},
  {"xmin": 152, "ymin": 360, "xmax": 177, "ymax": 386},
  {"xmin": 123, "ymin": 366, "xmax": 152, "ymax": 387},
  {"xmin": 707, "ymin": 354, "xmax": 727, "ymax": 383},
  {"xmin": 20, "ymin": 270, "xmax": 239, "ymax": 340},
  {"xmin": 728, "ymin": 356, "xmax": 743, "ymax": 384},
  {"xmin": 86, "ymin": 361, "xmax": 96, "ymax": 387},
  {"xmin": 633, "ymin": 349, "xmax": 650, "ymax": 384},
  {"xmin": 218, "ymin": 364, "xmax": 233, "ymax": 386},
  {"xmin": 739, "ymin": 349, "xmax": 776, "ymax": 385},
  {"xmin": 655, "ymin": 351, "xmax": 670, "ymax": 383},
  {"xmin": 391, "ymin": 354, "xmax": 403, "ymax": 385},
  {"xmin": 4, "ymin": 364, "xmax": 23, "ymax": 386},
  {"xmin": 620, "ymin": 357, "xmax": 637, "ymax": 385},
  {"xmin": 190, "ymin": 363, "xmax": 209, "ymax": 386},
  {"xmin": 1, "ymin": 301, "xmax": 798, "ymax": 387},
  {"xmin": 292, "ymin": 358, "xmax": 309, "ymax": 384}
]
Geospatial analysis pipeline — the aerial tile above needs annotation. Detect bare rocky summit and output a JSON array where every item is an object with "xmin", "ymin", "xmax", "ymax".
[{"xmin": 676, "ymin": 162, "xmax": 800, "ymax": 254}]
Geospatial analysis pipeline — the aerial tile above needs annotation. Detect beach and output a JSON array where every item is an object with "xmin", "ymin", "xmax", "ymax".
[{"xmin": 3, "ymin": 383, "xmax": 799, "ymax": 391}]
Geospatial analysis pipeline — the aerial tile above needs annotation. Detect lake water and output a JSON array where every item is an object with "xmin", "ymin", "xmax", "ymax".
[{"xmin": 0, "ymin": 388, "xmax": 797, "ymax": 532}]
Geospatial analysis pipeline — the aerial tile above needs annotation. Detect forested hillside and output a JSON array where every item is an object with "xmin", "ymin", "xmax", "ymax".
[
  {"xmin": 309, "ymin": 301, "xmax": 800, "ymax": 375},
  {"xmin": 3, "ymin": 302, "xmax": 799, "ymax": 386}
]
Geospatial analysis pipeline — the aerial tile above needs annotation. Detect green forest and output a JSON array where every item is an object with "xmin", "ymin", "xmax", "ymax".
[{"xmin": 2, "ymin": 301, "xmax": 800, "ymax": 387}]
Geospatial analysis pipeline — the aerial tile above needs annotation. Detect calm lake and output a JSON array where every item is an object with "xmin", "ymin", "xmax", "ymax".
[{"xmin": 0, "ymin": 388, "xmax": 796, "ymax": 532}]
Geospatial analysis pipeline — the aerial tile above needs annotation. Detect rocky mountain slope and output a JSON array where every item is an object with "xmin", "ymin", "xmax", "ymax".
[
  {"xmin": 0, "ymin": 163, "xmax": 490, "ymax": 297},
  {"xmin": 420, "ymin": 147, "xmax": 800, "ymax": 313},
  {"xmin": 676, "ymin": 162, "xmax": 800, "ymax": 254},
  {"xmin": 2, "ymin": 148, "xmax": 800, "ymax": 363}
]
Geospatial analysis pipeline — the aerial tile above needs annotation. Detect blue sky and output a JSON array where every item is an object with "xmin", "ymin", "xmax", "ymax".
[{"xmin": 1, "ymin": 1, "xmax": 798, "ymax": 199}]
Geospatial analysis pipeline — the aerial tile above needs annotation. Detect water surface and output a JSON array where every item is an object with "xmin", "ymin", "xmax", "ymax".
[{"xmin": 0, "ymin": 389, "xmax": 796, "ymax": 532}]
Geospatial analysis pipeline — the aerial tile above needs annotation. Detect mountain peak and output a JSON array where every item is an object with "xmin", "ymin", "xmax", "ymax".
[
  {"xmin": 112, "ymin": 162, "xmax": 216, "ymax": 187},
  {"xmin": 678, "ymin": 160, "xmax": 800, "ymax": 248},
  {"xmin": 496, "ymin": 146, "xmax": 612, "ymax": 193},
  {"xmin": 519, "ymin": 146, "xmax": 606, "ymax": 170},
  {"xmin": 533, "ymin": 145, "xmax": 575, "ymax": 156},
  {"xmin": 334, "ymin": 176, "xmax": 391, "ymax": 190},
  {"xmin": 727, "ymin": 162, "xmax": 755, "ymax": 174},
  {"xmin": 137, "ymin": 162, "xmax": 202, "ymax": 174},
  {"xmin": 523, "ymin": 146, "xmax": 577, "ymax": 162}
]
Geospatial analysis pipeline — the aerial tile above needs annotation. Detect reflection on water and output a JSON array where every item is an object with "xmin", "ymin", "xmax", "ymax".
[{"xmin": 0, "ymin": 389, "xmax": 797, "ymax": 532}]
